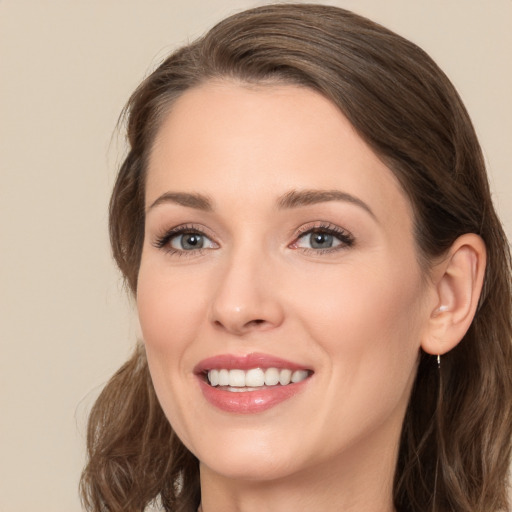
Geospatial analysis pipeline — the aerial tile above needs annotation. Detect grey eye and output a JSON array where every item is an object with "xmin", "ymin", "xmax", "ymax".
[
  {"xmin": 170, "ymin": 233, "xmax": 209, "ymax": 250},
  {"xmin": 296, "ymin": 230, "xmax": 342, "ymax": 250},
  {"xmin": 309, "ymin": 232, "xmax": 334, "ymax": 249}
]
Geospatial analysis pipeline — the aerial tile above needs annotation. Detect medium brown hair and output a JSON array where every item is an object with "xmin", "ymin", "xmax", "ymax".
[{"xmin": 81, "ymin": 4, "xmax": 512, "ymax": 512}]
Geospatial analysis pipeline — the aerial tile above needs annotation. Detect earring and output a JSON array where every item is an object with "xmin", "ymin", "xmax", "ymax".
[
  {"xmin": 437, "ymin": 354, "xmax": 441, "ymax": 369},
  {"xmin": 434, "ymin": 304, "xmax": 449, "ymax": 316}
]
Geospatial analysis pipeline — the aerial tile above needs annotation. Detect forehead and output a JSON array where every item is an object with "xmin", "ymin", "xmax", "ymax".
[{"xmin": 147, "ymin": 81, "xmax": 412, "ymax": 223}]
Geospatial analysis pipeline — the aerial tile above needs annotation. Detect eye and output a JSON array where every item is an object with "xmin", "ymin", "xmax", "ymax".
[
  {"xmin": 153, "ymin": 225, "xmax": 218, "ymax": 254},
  {"xmin": 170, "ymin": 232, "xmax": 212, "ymax": 251},
  {"xmin": 291, "ymin": 223, "xmax": 354, "ymax": 253},
  {"xmin": 297, "ymin": 231, "xmax": 341, "ymax": 250}
]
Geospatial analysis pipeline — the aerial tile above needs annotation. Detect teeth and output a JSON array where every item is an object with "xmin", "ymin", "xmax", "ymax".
[
  {"xmin": 218, "ymin": 369, "xmax": 229, "ymax": 386},
  {"xmin": 279, "ymin": 369, "xmax": 292, "ymax": 385},
  {"xmin": 246, "ymin": 368, "xmax": 265, "ymax": 387},
  {"xmin": 229, "ymin": 369, "xmax": 245, "ymax": 387},
  {"xmin": 207, "ymin": 367, "xmax": 309, "ymax": 388},
  {"xmin": 264, "ymin": 367, "xmax": 280, "ymax": 386},
  {"xmin": 209, "ymin": 369, "xmax": 219, "ymax": 386},
  {"xmin": 291, "ymin": 370, "xmax": 309, "ymax": 383}
]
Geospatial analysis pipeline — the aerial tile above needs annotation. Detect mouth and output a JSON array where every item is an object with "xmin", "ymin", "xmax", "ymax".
[
  {"xmin": 195, "ymin": 353, "xmax": 313, "ymax": 413},
  {"xmin": 205, "ymin": 367, "xmax": 311, "ymax": 391}
]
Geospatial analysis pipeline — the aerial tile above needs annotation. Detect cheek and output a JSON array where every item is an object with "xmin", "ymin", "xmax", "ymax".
[
  {"xmin": 299, "ymin": 258, "xmax": 423, "ymax": 338},
  {"xmin": 295, "ymin": 259, "xmax": 424, "ymax": 393},
  {"xmin": 293, "ymin": 262, "xmax": 424, "ymax": 448},
  {"xmin": 136, "ymin": 262, "xmax": 207, "ymax": 356},
  {"xmin": 136, "ymin": 260, "xmax": 210, "ymax": 445}
]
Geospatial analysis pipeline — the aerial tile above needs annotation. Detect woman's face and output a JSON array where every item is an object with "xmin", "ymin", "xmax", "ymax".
[{"xmin": 137, "ymin": 82, "xmax": 435, "ymax": 483}]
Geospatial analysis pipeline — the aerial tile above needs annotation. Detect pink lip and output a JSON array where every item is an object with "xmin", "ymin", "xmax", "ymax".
[
  {"xmin": 194, "ymin": 352, "xmax": 312, "ymax": 414},
  {"xmin": 197, "ymin": 378, "xmax": 309, "ymax": 414},
  {"xmin": 194, "ymin": 352, "xmax": 309, "ymax": 373}
]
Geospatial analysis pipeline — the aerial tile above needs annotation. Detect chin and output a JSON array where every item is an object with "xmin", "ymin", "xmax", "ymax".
[
  {"xmin": 200, "ymin": 452, "xmax": 300, "ymax": 483},
  {"xmin": 189, "ymin": 427, "xmax": 308, "ymax": 482}
]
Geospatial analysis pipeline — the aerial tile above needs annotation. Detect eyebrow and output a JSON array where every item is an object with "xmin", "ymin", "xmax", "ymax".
[
  {"xmin": 147, "ymin": 188, "xmax": 375, "ymax": 219},
  {"xmin": 147, "ymin": 192, "xmax": 213, "ymax": 213},
  {"xmin": 276, "ymin": 189, "xmax": 376, "ymax": 219}
]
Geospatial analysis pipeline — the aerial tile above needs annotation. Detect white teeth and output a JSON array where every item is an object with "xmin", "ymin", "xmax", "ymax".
[
  {"xmin": 207, "ymin": 367, "xmax": 310, "ymax": 388},
  {"xmin": 291, "ymin": 370, "xmax": 309, "ymax": 383},
  {"xmin": 209, "ymin": 369, "xmax": 219, "ymax": 386},
  {"xmin": 246, "ymin": 368, "xmax": 265, "ymax": 387},
  {"xmin": 264, "ymin": 367, "xmax": 280, "ymax": 386},
  {"xmin": 218, "ymin": 369, "xmax": 230, "ymax": 386},
  {"xmin": 279, "ymin": 369, "xmax": 292, "ymax": 385},
  {"xmin": 229, "ymin": 369, "xmax": 246, "ymax": 387}
]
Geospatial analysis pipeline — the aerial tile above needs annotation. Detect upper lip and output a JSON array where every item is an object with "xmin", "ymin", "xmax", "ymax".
[{"xmin": 194, "ymin": 352, "xmax": 312, "ymax": 374}]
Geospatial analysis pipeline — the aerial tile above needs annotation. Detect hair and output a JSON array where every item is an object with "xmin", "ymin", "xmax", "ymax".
[{"xmin": 80, "ymin": 4, "xmax": 512, "ymax": 512}]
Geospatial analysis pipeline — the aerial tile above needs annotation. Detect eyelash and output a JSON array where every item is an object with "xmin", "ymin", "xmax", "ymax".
[
  {"xmin": 152, "ymin": 222, "xmax": 354, "ymax": 257},
  {"xmin": 290, "ymin": 222, "xmax": 355, "ymax": 254},
  {"xmin": 152, "ymin": 224, "xmax": 216, "ymax": 257}
]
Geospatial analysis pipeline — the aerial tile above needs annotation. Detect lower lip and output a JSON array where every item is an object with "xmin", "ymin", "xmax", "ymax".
[{"xmin": 197, "ymin": 377, "xmax": 309, "ymax": 414}]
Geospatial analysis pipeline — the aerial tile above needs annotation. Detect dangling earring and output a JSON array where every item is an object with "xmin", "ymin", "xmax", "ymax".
[
  {"xmin": 433, "ymin": 353, "xmax": 443, "ymax": 510},
  {"xmin": 432, "ymin": 354, "xmax": 442, "ymax": 512}
]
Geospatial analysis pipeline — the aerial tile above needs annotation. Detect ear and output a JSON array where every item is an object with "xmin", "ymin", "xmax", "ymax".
[{"xmin": 421, "ymin": 233, "xmax": 486, "ymax": 356}]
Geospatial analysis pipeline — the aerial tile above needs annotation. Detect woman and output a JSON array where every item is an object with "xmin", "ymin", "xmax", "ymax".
[{"xmin": 80, "ymin": 4, "xmax": 512, "ymax": 512}]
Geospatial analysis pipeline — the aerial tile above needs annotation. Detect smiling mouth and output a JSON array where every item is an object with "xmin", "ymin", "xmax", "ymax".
[{"xmin": 206, "ymin": 367, "xmax": 312, "ymax": 391}]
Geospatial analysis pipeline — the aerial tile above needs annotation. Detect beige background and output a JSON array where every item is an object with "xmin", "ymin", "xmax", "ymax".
[{"xmin": 0, "ymin": 1, "xmax": 510, "ymax": 510}]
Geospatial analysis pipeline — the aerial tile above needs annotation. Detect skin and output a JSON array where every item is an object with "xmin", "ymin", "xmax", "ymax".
[{"xmin": 137, "ymin": 82, "xmax": 440, "ymax": 512}]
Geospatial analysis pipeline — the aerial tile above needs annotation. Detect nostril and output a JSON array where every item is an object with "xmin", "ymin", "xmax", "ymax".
[
  {"xmin": 213, "ymin": 318, "xmax": 262, "ymax": 323},
  {"xmin": 247, "ymin": 319, "xmax": 266, "ymax": 327},
  {"xmin": 213, "ymin": 317, "xmax": 268, "ymax": 334}
]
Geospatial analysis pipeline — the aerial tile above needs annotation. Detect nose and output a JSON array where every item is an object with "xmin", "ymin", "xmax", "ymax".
[{"xmin": 209, "ymin": 248, "xmax": 285, "ymax": 336}]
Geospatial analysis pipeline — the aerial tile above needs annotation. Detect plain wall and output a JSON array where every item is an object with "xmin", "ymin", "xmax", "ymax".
[{"xmin": 1, "ymin": 1, "xmax": 510, "ymax": 510}]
